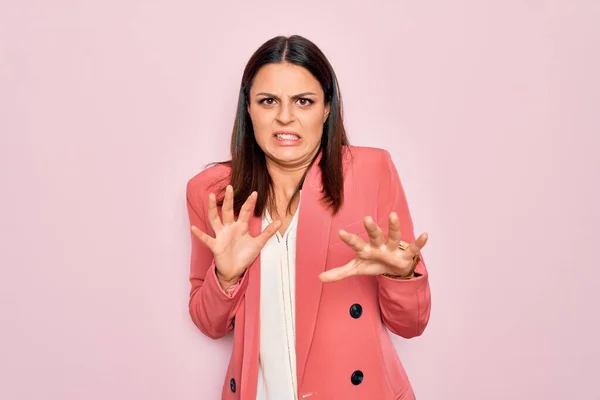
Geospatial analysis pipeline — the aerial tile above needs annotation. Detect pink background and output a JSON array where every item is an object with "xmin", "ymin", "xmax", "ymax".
[{"xmin": 1, "ymin": 1, "xmax": 598, "ymax": 399}]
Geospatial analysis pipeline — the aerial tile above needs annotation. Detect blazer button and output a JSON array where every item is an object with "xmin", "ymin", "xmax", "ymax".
[
  {"xmin": 351, "ymin": 370, "xmax": 364, "ymax": 385},
  {"xmin": 349, "ymin": 303, "xmax": 363, "ymax": 319},
  {"xmin": 230, "ymin": 378, "xmax": 236, "ymax": 393}
]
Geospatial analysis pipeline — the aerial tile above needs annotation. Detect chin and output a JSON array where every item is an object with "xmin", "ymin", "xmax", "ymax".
[{"xmin": 269, "ymin": 148, "xmax": 311, "ymax": 164}]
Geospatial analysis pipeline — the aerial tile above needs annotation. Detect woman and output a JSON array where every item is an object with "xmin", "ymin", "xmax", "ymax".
[{"xmin": 186, "ymin": 35, "xmax": 431, "ymax": 400}]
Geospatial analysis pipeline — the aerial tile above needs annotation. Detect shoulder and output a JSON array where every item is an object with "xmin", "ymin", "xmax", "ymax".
[
  {"xmin": 343, "ymin": 145, "xmax": 393, "ymax": 170},
  {"xmin": 186, "ymin": 163, "xmax": 231, "ymax": 202}
]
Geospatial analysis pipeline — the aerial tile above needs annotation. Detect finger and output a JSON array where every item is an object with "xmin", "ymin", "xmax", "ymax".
[
  {"xmin": 339, "ymin": 229, "xmax": 368, "ymax": 253},
  {"xmin": 319, "ymin": 260, "xmax": 357, "ymax": 283},
  {"xmin": 238, "ymin": 191, "xmax": 258, "ymax": 223},
  {"xmin": 191, "ymin": 225, "xmax": 215, "ymax": 250},
  {"xmin": 386, "ymin": 212, "xmax": 401, "ymax": 251},
  {"xmin": 364, "ymin": 216, "xmax": 385, "ymax": 247},
  {"xmin": 207, "ymin": 193, "xmax": 223, "ymax": 233},
  {"xmin": 405, "ymin": 233, "xmax": 429, "ymax": 257},
  {"xmin": 222, "ymin": 185, "xmax": 234, "ymax": 225},
  {"xmin": 255, "ymin": 219, "xmax": 282, "ymax": 247}
]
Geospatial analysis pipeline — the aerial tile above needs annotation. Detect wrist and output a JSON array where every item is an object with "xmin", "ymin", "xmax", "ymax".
[
  {"xmin": 215, "ymin": 267, "xmax": 242, "ymax": 289},
  {"xmin": 382, "ymin": 243, "xmax": 421, "ymax": 279}
]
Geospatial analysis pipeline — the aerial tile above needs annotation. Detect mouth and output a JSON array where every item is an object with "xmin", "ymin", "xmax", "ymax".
[{"xmin": 274, "ymin": 131, "xmax": 301, "ymax": 141}]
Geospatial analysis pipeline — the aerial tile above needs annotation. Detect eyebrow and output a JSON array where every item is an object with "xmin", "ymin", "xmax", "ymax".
[{"xmin": 255, "ymin": 92, "xmax": 318, "ymax": 100}]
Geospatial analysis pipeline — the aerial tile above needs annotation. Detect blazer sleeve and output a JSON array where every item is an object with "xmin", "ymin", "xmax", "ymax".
[
  {"xmin": 375, "ymin": 150, "xmax": 432, "ymax": 338},
  {"xmin": 186, "ymin": 179, "xmax": 248, "ymax": 339}
]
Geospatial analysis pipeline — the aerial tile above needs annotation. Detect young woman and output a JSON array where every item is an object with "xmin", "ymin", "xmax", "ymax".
[{"xmin": 186, "ymin": 35, "xmax": 431, "ymax": 400}]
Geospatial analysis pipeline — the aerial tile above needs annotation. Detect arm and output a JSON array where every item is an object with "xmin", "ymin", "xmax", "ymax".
[
  {"xmin": 186, "ymin": 180, "xmax": 247, "ymax": 339},
  {"xmin": 376, "ymin": 150, "xmax": 431, "ymax": 338}
]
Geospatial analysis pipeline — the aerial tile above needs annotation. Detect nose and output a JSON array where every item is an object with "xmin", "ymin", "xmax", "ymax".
[{"xmin": 276, "ymin": 102, "xmax": 295, "ymax": 124}]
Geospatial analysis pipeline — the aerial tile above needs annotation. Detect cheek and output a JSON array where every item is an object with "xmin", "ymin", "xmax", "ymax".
[
  {"xmin": 301, "ymin": 112, "xmax": 326, "ymax": 136},
  {"xmin": 249, "ymin": 112, "xmax": 273, "ymax": 139}
]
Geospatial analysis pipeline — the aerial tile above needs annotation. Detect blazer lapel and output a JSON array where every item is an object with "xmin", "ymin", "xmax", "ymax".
[
  {"xmin": 241, "ymin": 214, "xmax": 262, "ymax": 399},
  {"xmin": 295, "ymin": 156, "xmax": 332, "ymax": 387}
]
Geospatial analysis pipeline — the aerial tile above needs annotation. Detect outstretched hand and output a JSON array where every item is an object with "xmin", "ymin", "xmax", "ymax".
[
  {"xmin": 191, "ymin": 185, "xmax": 281, "ymax": 285},
  {"xmin": 319, "ymin": 212, "xmax": 428, "ymax": 283}
]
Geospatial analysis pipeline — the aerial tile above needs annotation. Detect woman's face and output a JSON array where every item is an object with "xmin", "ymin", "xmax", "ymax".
[{"xmin": 248, "ymin": 63, "xmax": 330, "ymax": 169}]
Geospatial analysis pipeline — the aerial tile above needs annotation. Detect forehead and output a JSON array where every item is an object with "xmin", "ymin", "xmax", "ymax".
[{"xmin": 250, "ymin": 63, "xmax": 324, "ymax": 96}]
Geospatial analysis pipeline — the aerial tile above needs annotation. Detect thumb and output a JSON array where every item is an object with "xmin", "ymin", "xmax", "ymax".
[
  {"xmin": 319, "ymin": 260, "xmax": 357, "ymax": 283},
  {"xmin": 255, "ymin": 220, "xmax": 282, "ymax": 247}
]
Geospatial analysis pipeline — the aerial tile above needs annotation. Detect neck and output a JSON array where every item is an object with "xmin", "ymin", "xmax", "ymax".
[
  {"xmin": 266, "ymin": 160, "xmax": 309, "ymax": 202},
  {"xmin": 265, "ymin": 147, "xmax": 320, "ymax": 201},
  {"xmin": 265, "ymin": 153, "xmax": 318, "ymax": 220}
]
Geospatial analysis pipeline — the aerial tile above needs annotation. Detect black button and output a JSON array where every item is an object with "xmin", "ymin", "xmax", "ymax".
[
  {"xmin": 351, "ymin": 370, "xmax": 364, "ymax": 385},
  {"xmin": 230, "ymin": 378, "xmax": 236, "ymax": 393},
  {"xmin": 349, "ymin": 303, "xmax": 363, "ymax": 319}
]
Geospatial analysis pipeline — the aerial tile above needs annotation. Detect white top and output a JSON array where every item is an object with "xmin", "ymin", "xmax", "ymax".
[{"xmin": 255, "ymin": 195, "xmax": 301, "ymax": 400}]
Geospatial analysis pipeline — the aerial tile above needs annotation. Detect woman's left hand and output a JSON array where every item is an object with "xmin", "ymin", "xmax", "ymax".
[{"xmin": 319, "ymin": 212, "xmax": 428, "ymax": 283}]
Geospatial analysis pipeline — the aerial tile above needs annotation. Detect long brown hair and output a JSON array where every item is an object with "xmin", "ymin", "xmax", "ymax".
[{"xmin": 209, "ymin": 35, "xmax": 349, "ymax": 217}]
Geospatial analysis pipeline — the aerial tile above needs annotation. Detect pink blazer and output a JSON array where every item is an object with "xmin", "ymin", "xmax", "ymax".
[{"xmin": 186, "ymin": 146, "xmax": 431, "ymax": 400}]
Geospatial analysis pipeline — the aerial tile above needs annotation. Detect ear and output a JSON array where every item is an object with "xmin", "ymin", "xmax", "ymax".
[{"xmin": 323, "ymin": 104, "xmax": 331, "ymax": 123}]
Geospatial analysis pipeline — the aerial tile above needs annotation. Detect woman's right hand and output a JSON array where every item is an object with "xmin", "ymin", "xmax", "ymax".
[{"xmin": 191, "ymin": 185, "xmax": 281, "ymax": 288}]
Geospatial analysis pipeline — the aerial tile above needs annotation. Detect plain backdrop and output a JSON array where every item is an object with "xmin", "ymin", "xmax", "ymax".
[{"xmin": 1, "ymin": 1, "xmax": 599, "ymax": 399}]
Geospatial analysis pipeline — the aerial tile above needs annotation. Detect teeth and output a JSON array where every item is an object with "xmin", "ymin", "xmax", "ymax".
[{"xmin": 276, "ymin": 133, "xmax": 299, "ymax": 140}]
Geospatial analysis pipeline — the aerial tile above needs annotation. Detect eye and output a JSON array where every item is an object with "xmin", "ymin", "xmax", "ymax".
[
  {"xmin": 297, "ymin": 98, "xmax": 314, "ymax": 106},
  {"xmin": 258, "ymin": 98, "xmax": 276, "ymax": 106}
]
